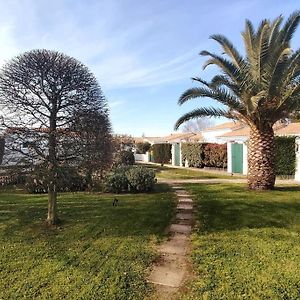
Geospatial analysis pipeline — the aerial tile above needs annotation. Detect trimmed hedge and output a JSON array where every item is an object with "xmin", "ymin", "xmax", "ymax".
[
  {"xmin": 203, "ymin": 143, "xmax": 227, "ymax": 168},
  {"xmin": 181, "ymin": 142, "xmax": 227, "ymax": 169},
  {"xmin": 181, "ymin": 143, "xmax": 205, "ymax": 167},
  {"xmin": 275, "ymin": 136, "xmax": 296, "ymax": 175},
  {"xmin": 105, "ymin": 165, "xmax": 156, "ymax": 193},
  {"xmin": 152, "ymin": 144, "xmax": 171, "ymax": 165}
]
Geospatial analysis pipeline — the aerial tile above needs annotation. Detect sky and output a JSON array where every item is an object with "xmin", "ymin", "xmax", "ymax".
[{"xmin": 0, "ymin": 0, "xmax": 300, "ymax": 136}]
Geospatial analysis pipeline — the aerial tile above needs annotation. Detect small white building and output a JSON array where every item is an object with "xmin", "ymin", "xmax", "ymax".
[{"xmin": 219, "ymin": 123, "xmax": 300, "ymax": 180}]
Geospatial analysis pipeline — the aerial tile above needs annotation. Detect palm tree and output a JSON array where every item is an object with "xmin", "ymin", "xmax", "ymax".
[{"xmin": 175, "ymin": 12, "xmax": 300, "ymax": 190}]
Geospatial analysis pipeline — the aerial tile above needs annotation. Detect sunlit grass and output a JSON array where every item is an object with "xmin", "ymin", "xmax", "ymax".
[
  {"xmin": 0, "ymin": 184, "xmax": 175, "ymax": 299},
  {"xmin": 183, "ymin": 183, "xmax": 300, "ymax": 299}
]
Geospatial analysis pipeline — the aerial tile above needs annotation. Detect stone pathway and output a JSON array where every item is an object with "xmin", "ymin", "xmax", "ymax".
[{"xmin": 148, "ymin": 185, "xmax": 193, "ymax": 299}]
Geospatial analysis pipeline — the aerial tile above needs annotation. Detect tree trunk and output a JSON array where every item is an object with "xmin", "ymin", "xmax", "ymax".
[
  {"xmin": 47, "ymin": 181, "xmax": 58, "ymax": 225},
  {"xmin": 247, "ymin": 125, "xmax": 276, "ymax": 190},
  {"xmin": 47, "ymin": 109, "xmax": 58, "ymax": 225}
]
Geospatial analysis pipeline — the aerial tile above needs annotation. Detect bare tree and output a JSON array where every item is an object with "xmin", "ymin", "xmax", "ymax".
[
  {"xmin": 0, "ymin": 49, "xmax": 109, "ymax": 225},
  {"xmin": 72, "ymin": 109, "xmax": 113, "ymax": 189},
  {"xmin": 182, "ymin": 118, "xmax": 214, "ymax": 133}
]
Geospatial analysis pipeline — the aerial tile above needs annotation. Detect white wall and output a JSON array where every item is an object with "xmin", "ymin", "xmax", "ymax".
[
  {"xmin": 203, "ymin": 129, "xmax": 233, "ymax": 143},
  {"xmin": 134, "ymin": 153, "xmax": 149, "ymax": 163},
  {"xmin": 227, "ymin": 142, "xmax": 232, "ymax": 173},
  {"xmin": 242, "ymin": 142, "xmax": 248, "ymax": 175}
]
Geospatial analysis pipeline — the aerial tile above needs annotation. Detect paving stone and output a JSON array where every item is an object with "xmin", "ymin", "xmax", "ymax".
[
  {"xmin": 178, "ymin": 198, "xmax": 193, "ymax": 204},
  {"xmin": 148, "ymin": 255, "xmax": 186, "ymax": 288},
  {"xmin": 172, "ymin": 186, "xmax": 183, "ymax": 190},
  {"xmin": 177, "ymin": 203, "xmax": 193, "ymax": 210},
  {"xmin": 170, "ymin": 224, "xmax": 192, "ymax": 234},
  {"xmin": 176, "ymin": 212, "xmax": 193, "ymax": 220},
  {"xmin": 158, "ymin": 234, "xmax": 188, "ymax": 255}
]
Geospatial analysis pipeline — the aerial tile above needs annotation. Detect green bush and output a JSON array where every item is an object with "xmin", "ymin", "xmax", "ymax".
[
  {"xmin": 114, "ymin": 150, "xmax": 135, "ymax": 166},
  {"xmin": 151, "ymin": 144, "xmax": 171, "ymax": 165},
  {"xmin": 203, "ymin": 143, "xmax": 227, "ymax": 168},
  {"xmin": 181, "ymin": 143, "xmax": 205, "ymax": 167},
  {"xmin": 135, "ymin": 142, "xmax": 151, "ymax": 154},
  {"xmin": 26, "ymin": 165, "xmax": 87, "ymax": 193},
  {"xmin": 127, "ymin": 167, "xmax": 156, "ymax": 192},
  {"xmin": 105, "ymin": 166, "xmax": 156, "ymax": 193},
  {"xmin": 275, "ymin": 136, "xmax": 296, "ymax": 175}
]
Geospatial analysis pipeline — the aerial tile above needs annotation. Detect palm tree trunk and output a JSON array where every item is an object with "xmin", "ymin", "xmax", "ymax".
[{"xmin": 247, "ymin": 125, "xmax": 276, "ymax": 190}]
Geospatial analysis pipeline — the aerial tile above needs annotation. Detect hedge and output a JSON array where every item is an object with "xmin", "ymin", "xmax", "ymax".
[
  {"xmin": 181, "ymin": 142, "xmax": 227, "ymax": 169},
  {"xmin": 181, "ymin": 143, "xmax": 205, "ymax": 167},
  {"xmin": 275, "ymin": 136, "xmax": 296, "ymax": 175},
  {"xmin": 135, "ymin": 142, "xmax": 151, "ymax": 154},
  {"xmin": 151, "ymin": 144, "xmax": 171, "ymax": 165}
]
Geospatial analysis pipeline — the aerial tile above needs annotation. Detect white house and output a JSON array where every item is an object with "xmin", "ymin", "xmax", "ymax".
[{"xmin": 219, "ymin": 122, "xmax": 300, "ymax": 180}]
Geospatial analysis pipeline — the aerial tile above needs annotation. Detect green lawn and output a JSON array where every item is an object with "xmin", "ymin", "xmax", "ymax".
[
  {"xmin": 183, "ymin": 183, "xmax": 300, "ymax": 299},
  {"xmin": 141, "ymin": 163, "xmax": 239, "ymax": 180},
  {"xmin": 0, "ymin": 185, "xmax": 175, "ymax": 299}
]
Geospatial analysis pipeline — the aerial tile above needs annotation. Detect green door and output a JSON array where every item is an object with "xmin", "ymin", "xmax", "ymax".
[
  {"xmin": 232, "ymin": 143, "xmax": 243, "ymax": 173},
  {"xmin": 174, "ymin": 143, "xmax": 181, "ymax": 166}
]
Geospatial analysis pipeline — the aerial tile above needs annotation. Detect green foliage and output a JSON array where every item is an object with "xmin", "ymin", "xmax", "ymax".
[
  {"xmin": 203, "ymin": 143, "xmax": 227, "ymax": 168},
  {"xmin": 151, "ymin": 144, "xmax": 171, "ymax": 165},
  {"xmin": 135, "ymin": 142, "xmax": 151, "ymax": 154},
  {"xmin": 114, "ymin": 150, "xmax": 135, "ymax": 166},
  {"xmin": 275, "ymin": 136, "xmax": 296, "ymax": 175},
  {"xmin": 105, "ymin": 166, "xmax": 156, "ymax": 193},
  {"xmin": 181, "ymin": 143, "xmax": 205, "ymax": 167},
  {"xmin": 181, "ymin": 143, "xmax": 227, "ymax": 168},
  {"xmin": 127, "ymin": 167, "xmax": 156, "ymax": 192},
  {"xmin": 0, "ymin": 185, "xmax": 175, "ymax": 299},
  {"xmin": 183, "ymin": 183, "xmax": 300, "ymax": 299},
  {"xmin": 0, "ymin": 138, "xmax": 4, "ymax": 164},
  {"xmin": 105, "ymin": 165, "xmax": 130, "ymax": 193},
  {"xmin": 25, "ymin": 165, "xmax": 87, "ymax": 193},
  {"xmin": 175, "ymin": 12, "xmax": 300, "ymax": 130}
]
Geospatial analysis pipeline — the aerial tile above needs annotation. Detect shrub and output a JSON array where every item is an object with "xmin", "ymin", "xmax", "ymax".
[
  {"xmin": 26, "ymin": 165, "xmax": 87, "ymax": 193},
  {"xmin": 275, "ymin": 136, "xmax": 296, "ymax": 175},
  {"xmin": 152, "ymin": 144, "xmax": 171, "ymax": 165},
  {"xmin": 181, "ymin": 143, "xmax": 205, "ymax": 167},
  {"xmin": 127, "ymin": 167, "xmax": 156, "ymax": 192},
  {"xmin": 105, "ymin": 165, "xmax": 156, "ymax": 193},
  {"xmin": 135, "ymin": 142, "xmax": 151, "ymax": 154},
  {"xmin": 114, "ymin": 150, "xmax": 135, "ymax": 166},
  {"xmin": 203, "ymin": 143, "xmax": 227, "ymax": 168}
]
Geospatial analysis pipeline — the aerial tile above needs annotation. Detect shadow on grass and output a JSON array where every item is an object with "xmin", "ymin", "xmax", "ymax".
[
  {"xmin": 0, "ymin": 183, "xmax": 175, "ymax": 240},
  {"xmin": 186, "ymin": 183, "xmax": 300, "ymax": 233}
]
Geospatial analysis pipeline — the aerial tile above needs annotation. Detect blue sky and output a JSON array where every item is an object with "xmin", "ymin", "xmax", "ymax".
[{"xmin": 0, "ymin": 0, "xmax": 299, "ymax": 136}]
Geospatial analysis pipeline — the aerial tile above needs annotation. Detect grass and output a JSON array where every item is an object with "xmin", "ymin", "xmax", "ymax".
[
  {"xmin": 0, "ymin": 184, "xmax": 175, "ymax": 299},
  {"xmin": 140, "ymin": 163, "xmax": 240, "ymax": 180},
  {"xmin": 183, "ymin": 183, "xmax": 300, "ymax": 299}
]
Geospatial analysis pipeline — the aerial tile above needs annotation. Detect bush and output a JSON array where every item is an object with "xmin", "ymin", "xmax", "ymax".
[
  {"xmin": 203, "ymin": 143, "xmax": 227, "ymax": 168},
  {"xmin": 105, "ymin": 165, "xmax": 129, "ymax": 193},
  {"xmin": 127, "ymin": 167, "xmax": 156, "ymax": 192},
  {"xmin": 105, "ymin": 166, "xmax": 156, "ymax": 193},
  {"xmin": 275, "ymin": 136, "xmax": 296, "ymax": 175},
  {"xmin": 114, "ymin": 150, "xmax": 135, "ymax": 166},
  {"xmin": 152, "ymin": 144, "xmax": 171, "ymax": 165},
  {"xmin": 135, "ymin": 142, "xmax": 151, "ymax": 154},
  {"xmin": 181, "ymin": 143, "xmax": 205, "ymax": 167},
  {"xmin": 26, "ymin": 165, "xmax": 87, "ymax": 193}
]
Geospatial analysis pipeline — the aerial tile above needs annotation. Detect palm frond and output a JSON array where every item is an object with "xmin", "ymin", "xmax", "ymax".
[
  {"xmin": 210, "ymin": 34, "xmax": 246, "ymax": 70},
  {"xmin": 200, "ymin": 50, "xmax": 241, "ymax": 83},
  {"xmin": 174, "ymin": 107, "xmax": 231, "ymax": 130},
  {"xmin": 178, "ymin": 86, "xmax": 244, "ymax": 112},
  {"xmin": 281, "ymin": 10, "xmax": 300, "ymax": 44}
]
